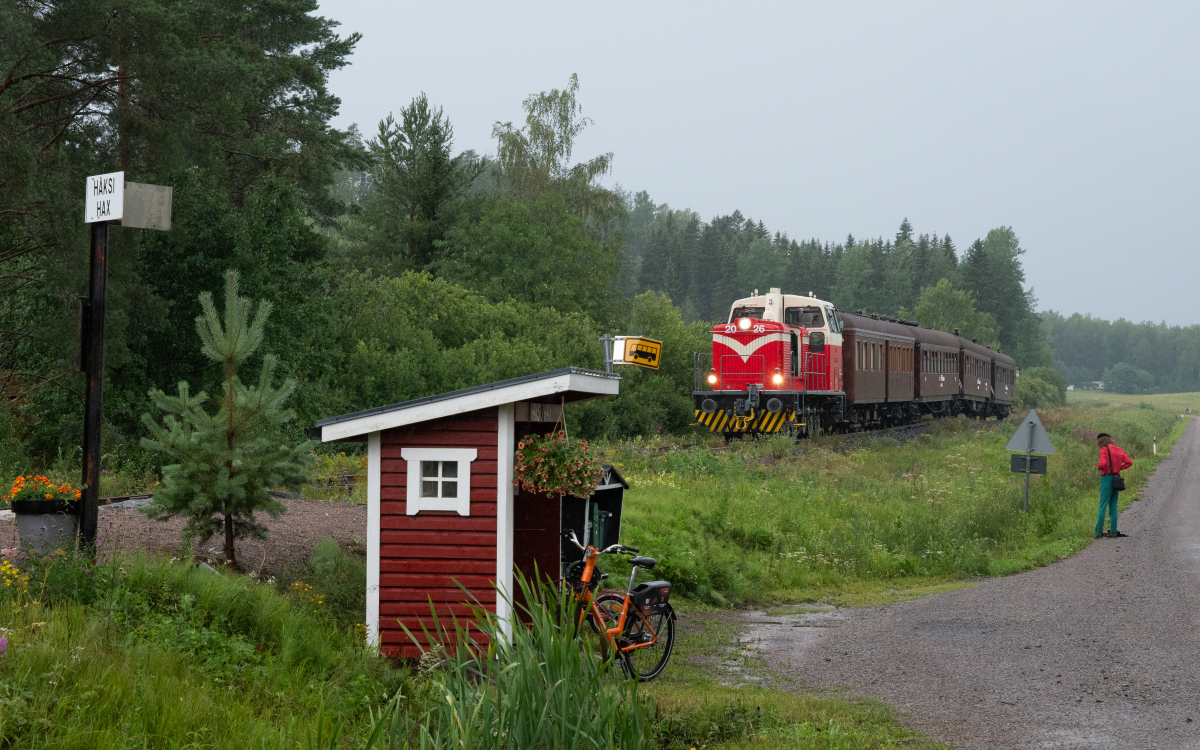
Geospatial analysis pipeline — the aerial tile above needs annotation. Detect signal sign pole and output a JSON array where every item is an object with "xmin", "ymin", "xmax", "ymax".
[{"xmin": 79, "ymin": 172, "xmax": 172, "ymax": 547}]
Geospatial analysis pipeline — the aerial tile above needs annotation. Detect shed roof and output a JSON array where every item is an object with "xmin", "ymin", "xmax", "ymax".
[{"xmin": 313, "ymin": 367, "xmax": 620, "ymax": 442}]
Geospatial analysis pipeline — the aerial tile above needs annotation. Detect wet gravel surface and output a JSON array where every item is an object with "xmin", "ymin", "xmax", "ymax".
[
  {"xmin": 1, "ymin": 498, "xmax": 367, "ymax": 574},
  {"xmin": 751, "ymin": 417, "xmax": 1200, "ymax": 749}
]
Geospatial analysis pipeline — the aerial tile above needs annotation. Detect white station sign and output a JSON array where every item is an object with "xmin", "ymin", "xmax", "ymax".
[{"xmin": 84, "ymin": 171, "xmax": 124, "ymax": 223}]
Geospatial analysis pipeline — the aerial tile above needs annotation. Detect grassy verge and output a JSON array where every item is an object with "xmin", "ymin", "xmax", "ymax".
[
  {"xmin": 601, "ymin": 401, "xmax": 1180, "ymax": 607},
  {"xmin": 0, "ymin": 549, "xmax": 404, "ymax": 748},
  {"xmin": 0, "ymin": 542, "xmax": 937, "ymax": 749}
]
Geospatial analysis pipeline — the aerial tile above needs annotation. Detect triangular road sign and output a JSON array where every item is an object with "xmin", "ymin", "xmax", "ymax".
[{"xmin": 1005, "ymin": 409, "xmax": 1056, "ymax": 454}]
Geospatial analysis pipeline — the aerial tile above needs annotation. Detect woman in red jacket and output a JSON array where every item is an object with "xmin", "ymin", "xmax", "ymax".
[{"xmin": 1096, "ymin": 433, "xmax": 1133, "ymax": 538}]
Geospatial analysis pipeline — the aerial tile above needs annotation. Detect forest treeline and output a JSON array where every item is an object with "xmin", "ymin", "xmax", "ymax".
[
  {"xmin": 0, "ymin": 1, "xmax": 1131, "ymax": 473},
  {"xmin": 1043, "ymin": 313, "xmax": 1200, "ymax": 394},
  {"xmin": 618, "ymin": 203, "xmax": 1050, "ymax": 366}
]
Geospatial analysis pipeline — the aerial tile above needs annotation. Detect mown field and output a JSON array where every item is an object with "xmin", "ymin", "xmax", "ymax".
[{"xmin": 0, "ymin": 398, "xmax": 1184, "ymax": 748}]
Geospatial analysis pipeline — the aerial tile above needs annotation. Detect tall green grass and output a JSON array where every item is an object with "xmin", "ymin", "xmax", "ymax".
[
  {"xmin": 604, "ymin": 404, "xmax": 1180, "ymax": 605},
  {"xmin": 0, "ymin": 550, "xmax": 404, "ymax": 748},
  {"xmin": 404, "ymin": 578, "xmax": 647, "ymax": 750}
]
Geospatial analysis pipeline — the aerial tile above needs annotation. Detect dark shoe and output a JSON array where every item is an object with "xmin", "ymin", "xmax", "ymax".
[
  {"xmin": 1105, "ymin": 531, "xmax": 1128, "ymax": 538},
  {"xmin": 1096, "ymin": 534, "xmax": 1104, "ymax": 539}
]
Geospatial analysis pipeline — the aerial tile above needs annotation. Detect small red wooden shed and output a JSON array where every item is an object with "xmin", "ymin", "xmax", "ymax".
[{"xmin": 311, "ymin": 367, "xmax": 620, "ymax": 656}]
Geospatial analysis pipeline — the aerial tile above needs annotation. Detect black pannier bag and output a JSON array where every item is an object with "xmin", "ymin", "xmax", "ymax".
[{"xmin": 630, "ymin": 581, "xmax": 672, "ymax": 617}]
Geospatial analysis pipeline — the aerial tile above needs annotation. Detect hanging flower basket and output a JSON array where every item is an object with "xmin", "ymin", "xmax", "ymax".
[
  {"xmin": 514, "ymin": 431, "xmax": 603, "ymax": 498},
  {"xmin": 6, "ymin": 475, "xmax": 81, "ymax": 554}
]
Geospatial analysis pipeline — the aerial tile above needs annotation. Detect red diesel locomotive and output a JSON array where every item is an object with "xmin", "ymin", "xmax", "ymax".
[{"xmin": 693, "ymin": 288, "xmax": 1016, "ymax": 436}]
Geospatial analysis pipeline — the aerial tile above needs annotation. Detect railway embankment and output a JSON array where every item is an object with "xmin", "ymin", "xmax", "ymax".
[{"xmin": 608, "ymin": 399, "xmax": 1181, "ymax": 608}]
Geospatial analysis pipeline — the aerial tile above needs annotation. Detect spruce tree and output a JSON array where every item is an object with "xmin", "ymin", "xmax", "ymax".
[{"xmin": 141, "ymin": 271, "xmax": 309, "ymax": 569}]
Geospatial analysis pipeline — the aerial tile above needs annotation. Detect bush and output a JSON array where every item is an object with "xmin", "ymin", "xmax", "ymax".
[
  {"xmin": 1021, "ymin": 366, "xmax": 1067, "ymax": 404},
  {"xmin": 1102, "ymin": 361, "xmax": 1155, "ymax": 394},
  {"xmin": 1016, "ymin": 375, "xmax": 1061, "ymax": 408}
]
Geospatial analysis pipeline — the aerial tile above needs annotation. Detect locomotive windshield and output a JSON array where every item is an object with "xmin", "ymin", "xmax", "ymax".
[
  {"xmin": 785, "ymin": 306, "xmax": 824, "ymax": 328},
  {"xmin": 729, "ymin": 306, "xmax": 765, "ymax": 322}
]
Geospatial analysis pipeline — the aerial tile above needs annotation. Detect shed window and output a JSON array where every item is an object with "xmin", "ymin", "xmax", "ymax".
[
  {"xmin": 421, "ymin": 461, "xmax": 458, "ymax": 499},
  {"xmin": 401, "ymin": 447, "xmax": 478, "ymax": 516}
]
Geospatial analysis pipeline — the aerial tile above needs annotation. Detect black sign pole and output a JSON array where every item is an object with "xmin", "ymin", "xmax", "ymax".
[
  {"xmin": 80, "ymin": 220, "xmax": 109, "ymax": 547},
  {"xmin": 1023, "ymin": 420, "xmax": 1034, "ymax": 515}
]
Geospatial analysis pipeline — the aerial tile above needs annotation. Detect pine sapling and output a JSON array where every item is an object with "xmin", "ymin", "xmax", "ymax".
[{"xmin": 141, "ymin": 270, "xmax": 309, "ymax": 569}]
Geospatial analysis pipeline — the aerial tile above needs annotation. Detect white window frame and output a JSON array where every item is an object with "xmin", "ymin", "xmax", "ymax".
[{"xmin": 401, "ymin": 448, "xmax": 477, "ymax": 516}]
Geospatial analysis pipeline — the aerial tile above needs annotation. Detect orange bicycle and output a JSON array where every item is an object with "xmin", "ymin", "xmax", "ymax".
[{"xmin": 562, "ymin": 530, "xmax": 676, "ymax": 681}]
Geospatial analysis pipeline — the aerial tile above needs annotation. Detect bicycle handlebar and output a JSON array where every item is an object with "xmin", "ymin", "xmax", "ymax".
[{"xmin": 562, "ymin": 530, "xmax": 639, "ymax": 556}]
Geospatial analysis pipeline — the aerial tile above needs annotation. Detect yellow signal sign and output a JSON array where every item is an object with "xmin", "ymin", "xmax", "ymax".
[{"xmin": 614, "ymin": 336, "xmax": 663, "ymax": 370}]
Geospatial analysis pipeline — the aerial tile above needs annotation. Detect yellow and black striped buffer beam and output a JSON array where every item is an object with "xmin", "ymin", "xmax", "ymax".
[{"xmin": 694, "ymin": 409, "xmax": 794, "ymax": 433}]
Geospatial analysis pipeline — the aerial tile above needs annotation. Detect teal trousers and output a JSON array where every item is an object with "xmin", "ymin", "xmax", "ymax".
[{"xmin": 1096, "ymin": 474, "xmax": 1119, "ymax": 535}]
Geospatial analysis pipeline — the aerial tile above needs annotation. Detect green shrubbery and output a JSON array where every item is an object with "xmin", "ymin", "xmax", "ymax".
[{"xmin": 605, "ymin": 403, "xmax": 1179, "ymax": 605}]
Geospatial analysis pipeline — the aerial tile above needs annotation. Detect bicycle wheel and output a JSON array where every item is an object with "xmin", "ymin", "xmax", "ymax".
[
  {"xmin": 588, "ymin": 592, "xmax": 625, "ymax": 635},
  {"xmin": 620, "ymin": 603, "xmax": 675, "ymax": 681}
]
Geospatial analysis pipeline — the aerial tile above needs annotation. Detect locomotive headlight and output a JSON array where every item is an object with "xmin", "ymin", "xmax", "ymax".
[
  {"xmin": 707, "ymin": 369, "xmax": 718, "ymax": 385},
  {"xmin": 738, "ymin": 317, "xmax": 752, "ymax": 330},
  {"xmin": 772, "ymin": 368, "xmax": 784, "ymax": 385}
]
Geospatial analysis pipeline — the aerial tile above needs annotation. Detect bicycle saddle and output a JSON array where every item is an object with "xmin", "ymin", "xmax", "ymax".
[{"xmin": 629, "ymin": 556, "xmax": 657, "ymax": 569}]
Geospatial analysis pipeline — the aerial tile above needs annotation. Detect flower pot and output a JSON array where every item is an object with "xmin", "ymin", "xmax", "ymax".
[{"xmin": 11, "ymin": 499, "xmax": 79, "ymax": 555}]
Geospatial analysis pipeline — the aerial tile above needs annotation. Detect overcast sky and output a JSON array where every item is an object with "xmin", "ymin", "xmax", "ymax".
[{"xmin": 317, "ymin": 1, "xmax": 1199, "ymax": 325}]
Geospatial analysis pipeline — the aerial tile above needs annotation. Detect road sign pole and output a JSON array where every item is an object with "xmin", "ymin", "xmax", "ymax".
[
  {"xmin": 80, "ymin": 220, "xmax": 109, "ymax": 547},
  {"xmin": 1023, "ymin": 420, "xmax": 1034, "ymax": 515},
  {"xmin": 599, "ymin": 334, "xmax": 613, "ymax": 374}
]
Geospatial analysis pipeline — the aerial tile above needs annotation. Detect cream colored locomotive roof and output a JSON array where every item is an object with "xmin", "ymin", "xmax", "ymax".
[{"xmin": 727, "ymin": 287, "xmax": 835, "ymax": 326}]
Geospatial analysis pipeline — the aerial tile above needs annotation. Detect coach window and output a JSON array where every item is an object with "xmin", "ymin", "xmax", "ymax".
[{"xmin": 790, "ymin": 332, "xmax": 799, "ymax": 375}]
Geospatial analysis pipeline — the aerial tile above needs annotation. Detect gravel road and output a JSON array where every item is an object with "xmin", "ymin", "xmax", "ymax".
[
  {"xmin": 1, "ymin": 498, "xmax": 367, "ymax": 575},
  {"xmin": 750, "ymin": 417, "xmax": 1200, "ymax": 749}
]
